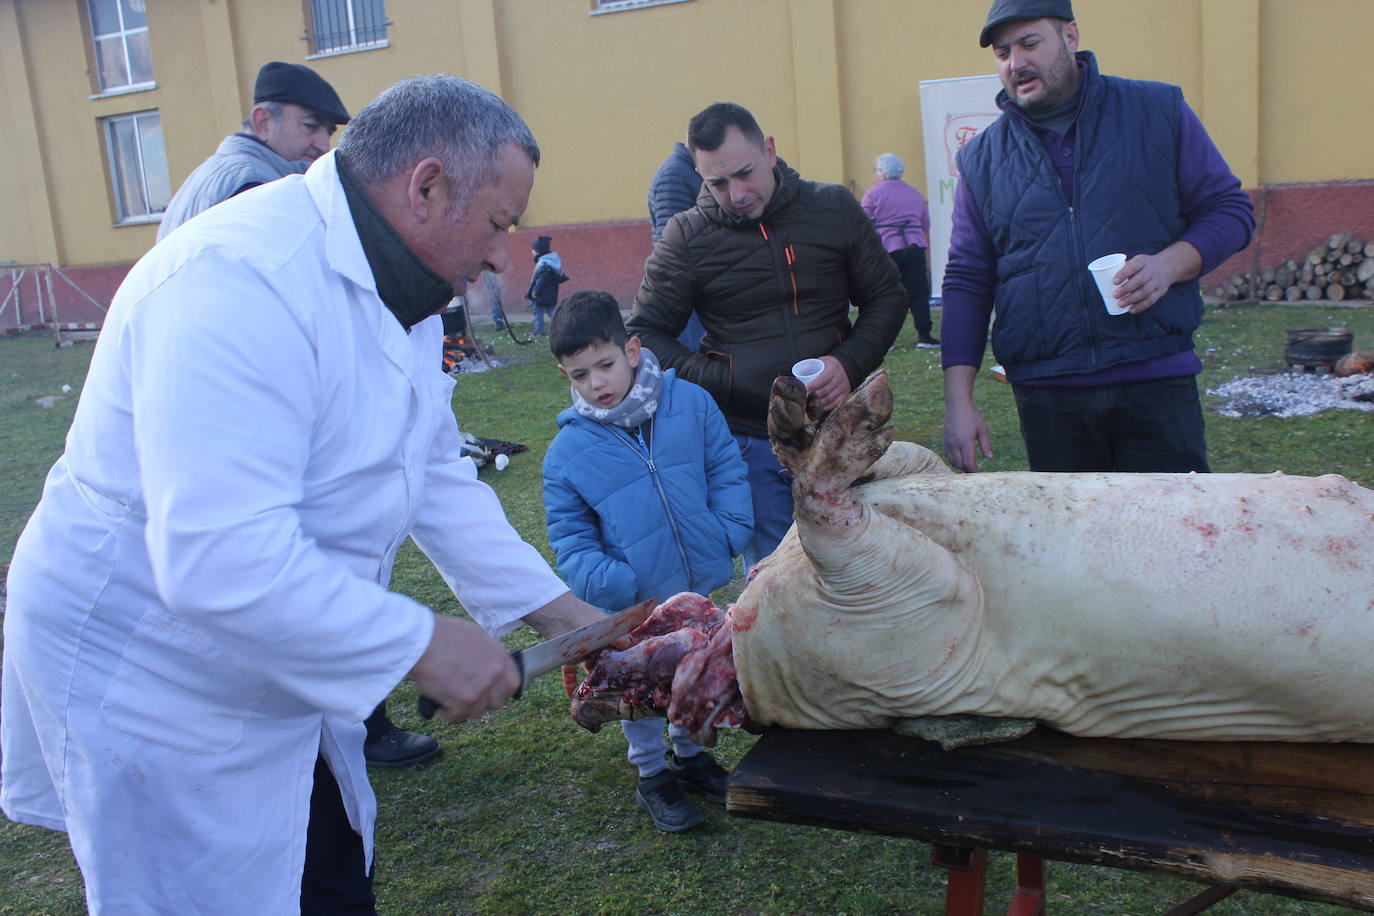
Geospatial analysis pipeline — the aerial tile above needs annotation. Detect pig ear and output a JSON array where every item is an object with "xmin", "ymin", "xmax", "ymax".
[{"xmin": 802, "ymin": 373, "xmax": 896, "ymax": 494}]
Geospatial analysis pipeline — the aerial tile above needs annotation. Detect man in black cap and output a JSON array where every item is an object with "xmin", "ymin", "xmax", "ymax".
[
  {"xmin": 156, "ymin": 61, "xmax": 351, "ymax": 241},
  {"xmin": 940, "ymin": 0, "xmax": 1254, "ymax": 474}
]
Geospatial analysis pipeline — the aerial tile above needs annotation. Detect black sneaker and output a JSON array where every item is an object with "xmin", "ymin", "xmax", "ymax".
[
  {"xmin": 916, "ymin": 335, "xmax": 941, "ymax": 349},
  {"xmin": 669, "ymin": 751, "xmax": 730, "ymax": 805},
  {"xmin": 364, "ymin": 726, "xmax": 442, "ymax": 768},
  {"xmin": 636, "ymin": 770, "xmax": 703, "ymax": 831}
]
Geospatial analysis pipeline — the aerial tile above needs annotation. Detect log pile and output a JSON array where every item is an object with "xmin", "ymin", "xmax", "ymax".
[{"xmin": 1212, "ymin": 233, "xmax": 1374, "ymax": 303}]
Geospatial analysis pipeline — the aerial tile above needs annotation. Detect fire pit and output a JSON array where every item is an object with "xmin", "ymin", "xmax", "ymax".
[{"xmin": 1284, "ymin": 326, "xmax": 1352, "ymax": 372}]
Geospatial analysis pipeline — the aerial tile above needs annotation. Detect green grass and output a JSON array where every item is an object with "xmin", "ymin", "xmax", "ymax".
[{"xmin": 3, "ymin": 305, "xmax": 1372, "ymax": 914}]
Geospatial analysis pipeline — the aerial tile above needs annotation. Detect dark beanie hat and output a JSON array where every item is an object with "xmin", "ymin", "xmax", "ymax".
[
  {"xmin": 253, "ymin": 61, "xmax": 351, "ymax": 125},
  {"xmin": 980, "ymin": 0, "xmax": 1075, "ymax": 46},
  {"xmin": 533, "ymin": 236, "xmax": 552, "ymax": 256}
]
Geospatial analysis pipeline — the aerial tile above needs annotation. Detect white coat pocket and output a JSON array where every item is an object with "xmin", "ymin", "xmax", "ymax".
[{"xmin": 101, "ymin": 605, "xmax": 271, "ymax": 754}]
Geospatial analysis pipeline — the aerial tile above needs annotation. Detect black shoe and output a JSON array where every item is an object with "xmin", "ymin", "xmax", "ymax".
[
  {"xmin": 364, "ymin": 727, "xmax": 442, "ymax": 768},
  {"xmin": 916, "ymin": 335, "xmax": 941, "ymax": 349},
  {"xmin": 636, "ymin": 770, "xmax": 703, "ymax": 831},
  {"xmin": 669, "ymin": 751, "xmax": 730, "ymax": 805}
]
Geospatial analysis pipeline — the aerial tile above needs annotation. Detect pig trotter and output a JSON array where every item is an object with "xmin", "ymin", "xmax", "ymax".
[{"xmin": 768, "ymin": 376, "xmax": 823, "ymax": 471}]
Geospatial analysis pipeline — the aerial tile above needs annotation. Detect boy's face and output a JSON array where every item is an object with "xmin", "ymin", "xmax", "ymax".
[{"xmin": 558, "ymin": 337, "xmax": 641, "ymax": 410}]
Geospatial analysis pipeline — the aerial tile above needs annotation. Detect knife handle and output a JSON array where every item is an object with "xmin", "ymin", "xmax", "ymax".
[
  {"xmin": 510, "ymin": 649, "xmax": 525, "ymax": 701},
  {"xmin": 416, "ymin": 649, "xmax": 526, "ymax": 720}
]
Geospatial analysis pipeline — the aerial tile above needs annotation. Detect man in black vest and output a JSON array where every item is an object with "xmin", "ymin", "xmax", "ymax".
[{"xmin": 941, "ymin": 0, "xmax": 1254, "ymax": 473}]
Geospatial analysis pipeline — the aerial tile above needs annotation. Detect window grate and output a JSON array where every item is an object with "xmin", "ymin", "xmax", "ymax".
[{"xmin": 306, "ymin": 0, "xmax": 390, "ymax": 54}]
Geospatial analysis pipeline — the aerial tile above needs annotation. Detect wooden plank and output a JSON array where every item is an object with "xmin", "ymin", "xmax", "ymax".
[{"xmin": 727, "ymin": 729, "xmax": 1374, "ymax": 911}]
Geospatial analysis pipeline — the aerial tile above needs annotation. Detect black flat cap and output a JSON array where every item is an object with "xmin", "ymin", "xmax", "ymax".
[
  {"xmin": 253, "ymin": 61, "xmax": 350, "ymax": 125},
  {"xmin": 980, "ymin": 0, "xmax": 1075, "ymax": 46}
]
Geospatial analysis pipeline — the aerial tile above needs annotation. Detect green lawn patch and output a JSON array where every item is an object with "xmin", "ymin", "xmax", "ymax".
[{"xmin": 2, "ymin": 305, "xmax": 1370, "ymax": 914}]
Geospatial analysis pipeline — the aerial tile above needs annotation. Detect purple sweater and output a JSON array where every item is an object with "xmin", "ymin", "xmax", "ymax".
[
  {"xmin": 941, "ymin": 65, "xmax": 1254, "ymax": 385},
  {"xmin": 861, "ymin": 179, "xmax": 930, "ymax": 252}
]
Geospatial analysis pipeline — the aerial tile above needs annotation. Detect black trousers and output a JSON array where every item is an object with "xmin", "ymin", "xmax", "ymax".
[
  {"xmin": 302, "ymin": 756, "xmax": 377, "ymax": 915},
  {"xmin": 1011, "ymin": 376, "xmax": 1210, "ymax": 472},
  {"xmin": 888, "ymin": 245, "xmax": 932, "ymax": 336}
]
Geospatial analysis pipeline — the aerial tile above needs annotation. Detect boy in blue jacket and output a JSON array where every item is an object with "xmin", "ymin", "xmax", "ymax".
[{"xmin": 542, "ymin": 290, "xmax": 753, "ymax": 832}]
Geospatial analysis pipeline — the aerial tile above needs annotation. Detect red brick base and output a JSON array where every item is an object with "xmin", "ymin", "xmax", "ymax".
[{"xmin": 1202, "ymin": 180, "xmax": 1374, "ymax": 293}]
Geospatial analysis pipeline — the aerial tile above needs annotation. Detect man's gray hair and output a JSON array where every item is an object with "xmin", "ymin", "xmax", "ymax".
[
  {"xmin": 338, "ymin": 74, "xmax": 540, "ymax": 216},
  {"xmin": 874, "ymin": 153, "xmax": 905, "ymax": 180},
  {"xmin": 242, "ymin": 100, "xmax": 283, "ymax": 131}
]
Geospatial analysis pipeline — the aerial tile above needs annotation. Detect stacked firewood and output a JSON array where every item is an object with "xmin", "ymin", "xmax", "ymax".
[{"xmin": 1212, "ymin": 233, "xmax": 1374, "ymax": 303}]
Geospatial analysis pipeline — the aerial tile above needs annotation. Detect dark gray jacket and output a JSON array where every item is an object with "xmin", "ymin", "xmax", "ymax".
[
  {"xmin": 628, "ymin": 161, "xmax": 906, "ymax": 438},
  {"xmin": 646, "ymin": 142, "xmax": 700, "ymax": 244},
  {"xmin": 157, "ymin": 134, "xmax": 306, "ymax": 241}
]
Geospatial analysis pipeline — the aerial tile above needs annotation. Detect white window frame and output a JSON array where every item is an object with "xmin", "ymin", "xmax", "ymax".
[
  {"xmin": 87, "ymin": 0, "xmax": 155, "ymax": 94},
  {"xmin": 101, "ymin": 110, "xmax": 169, "ymax": 225},
  {"xmin": 305, "ymin": 0, "xmax": 390, "ymax": 58},
  {"xmin": 590, "ymin": 0, "xmax": 693, "ymax": 15}
]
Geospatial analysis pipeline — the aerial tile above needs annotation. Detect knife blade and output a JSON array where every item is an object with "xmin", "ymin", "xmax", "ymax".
[{"xmin": 417, "ymin": 597, "xmax": 656, "ymax": 719}]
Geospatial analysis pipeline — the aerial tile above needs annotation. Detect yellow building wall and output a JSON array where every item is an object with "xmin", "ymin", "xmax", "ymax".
[
  {"xmin": 1258, "ymin": 0, "xmax": 1369, "ymax": 183},
  {"xmin": 0, "ymin": 0, "xmax": 57, "ymax": 265},
  {"xmin": 494, "ymin": 0, "xmax": 804, "ymax": 226},
  {"xmin": 0, "ymin": 0, "xmax": 1369, "ymax": 271}
]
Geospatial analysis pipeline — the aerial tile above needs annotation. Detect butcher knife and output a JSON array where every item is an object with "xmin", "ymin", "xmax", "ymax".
[{"xmin": 416, "ymin": 597, "xmax": 656, "ymax": 719}]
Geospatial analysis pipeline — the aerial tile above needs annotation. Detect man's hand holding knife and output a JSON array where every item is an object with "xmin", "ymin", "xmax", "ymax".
[{"xmin": 409, "ymin": 591, "xmax": 631, "ymax": 723}]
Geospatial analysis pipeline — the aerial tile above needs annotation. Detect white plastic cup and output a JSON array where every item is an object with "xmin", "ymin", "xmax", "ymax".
[
  {"xmin": 494, "ymin": 453, "xmax": 510, "ymax": 471},
  {"xmin": 1087, "ymin": 253, "xmax": 1130, "ymax": 316},
  {"xmin": 792, "ymin": 358, "xmax": 825, "ymax": 387}
]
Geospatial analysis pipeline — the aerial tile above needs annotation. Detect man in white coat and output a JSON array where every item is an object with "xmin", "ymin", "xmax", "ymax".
[{"xmin": 2, "ymin": 75, "xmax": 606, "ymax": 914}]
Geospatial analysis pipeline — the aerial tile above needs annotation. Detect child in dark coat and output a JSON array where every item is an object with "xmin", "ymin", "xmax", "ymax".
[{"xmin": 525, "ymin": 235, "xmax": 567, "ymax": 336}]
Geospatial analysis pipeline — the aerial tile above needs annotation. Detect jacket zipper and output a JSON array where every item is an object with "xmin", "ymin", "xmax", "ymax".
[
  {"xmin": 759, "ymin": 222, "xmax": 802, "ymax": 364},
  {"xmin": 1023, "ymin": 117, "xmax": 1102, "ymax": 363},
  {"xmin": 611, "ymin": 420, "xmax": 692, "ymax": 580}
]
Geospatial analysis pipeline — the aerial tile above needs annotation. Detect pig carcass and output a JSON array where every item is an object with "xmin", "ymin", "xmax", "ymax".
[{"xmin": 571, "ymin": 371, "xmax": 1374, "ymax": 747}]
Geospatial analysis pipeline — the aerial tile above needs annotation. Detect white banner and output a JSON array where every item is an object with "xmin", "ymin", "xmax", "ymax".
[{"xmin": 918, "ymin": 74, "xmax": 1002, "ymax": 295}]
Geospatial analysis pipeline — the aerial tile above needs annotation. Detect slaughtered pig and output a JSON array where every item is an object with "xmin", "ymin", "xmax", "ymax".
[{"xmin": 571, "ymin": 371, "xmax": 1374, "ymax": 748}]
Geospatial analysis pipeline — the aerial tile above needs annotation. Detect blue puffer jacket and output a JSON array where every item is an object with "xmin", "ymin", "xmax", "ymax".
[
  {"xmin": 957, "ymin": 51, "xmax": 1200, "ymax": 382},
  {"xmin": 542, "ymin": 370, "xmax": 754, "ymax": 610}
]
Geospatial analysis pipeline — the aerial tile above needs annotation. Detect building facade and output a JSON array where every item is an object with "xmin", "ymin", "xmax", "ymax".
[{"xmin": 2, "ymin": 0, "xmax": 1371, "ymax": 329}]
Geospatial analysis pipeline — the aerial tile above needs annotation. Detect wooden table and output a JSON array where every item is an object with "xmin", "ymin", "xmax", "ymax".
[{"xmin": 727, "ymin": 728, "xmax": 1374, "ymax": 913}]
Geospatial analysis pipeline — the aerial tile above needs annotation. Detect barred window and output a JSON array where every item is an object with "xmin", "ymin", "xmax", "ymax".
[
  {"xmin": 102, "ymin": 110, "xmax": 171, "ymax": 223},
  {"xmin": 87, "ymin": 0, "xmax": 154, "ymax": 93},
  {"xmin": 306, "ymin": 0, "xmax": 389, "ymax": 55}
]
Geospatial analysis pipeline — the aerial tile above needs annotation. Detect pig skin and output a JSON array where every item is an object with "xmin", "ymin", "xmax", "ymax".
[{"xmin": 732, "ymin": 372, "xmax": 1374, "ymax": 743}]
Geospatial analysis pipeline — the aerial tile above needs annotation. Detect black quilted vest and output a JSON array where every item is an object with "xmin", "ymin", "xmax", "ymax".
[{"xmin": 957, "ymin": 52, "xmax": 1202, "ymax": 382}]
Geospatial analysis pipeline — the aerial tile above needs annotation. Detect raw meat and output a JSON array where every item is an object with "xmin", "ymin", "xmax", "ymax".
[{"xmin": 570, "ymin": 593, "xmax": 742, "ymax": 731}]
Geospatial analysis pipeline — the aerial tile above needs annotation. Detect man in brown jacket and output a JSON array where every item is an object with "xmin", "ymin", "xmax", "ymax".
[{"xmin": 627, "ymin": 102, "xmax": 906, "ymax": 568}]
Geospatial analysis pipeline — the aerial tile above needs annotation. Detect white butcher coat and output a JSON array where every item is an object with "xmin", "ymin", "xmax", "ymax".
[{"xmin": 0, "ymin": 151, "xmax": 569, "ymax": 913}]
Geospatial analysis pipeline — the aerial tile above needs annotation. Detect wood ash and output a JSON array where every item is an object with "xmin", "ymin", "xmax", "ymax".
[{"xmin": 1207, "ymin": 371, "xmax": 1374, "ymax": 418}]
